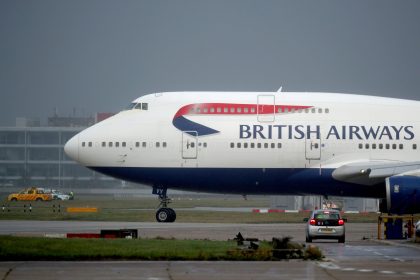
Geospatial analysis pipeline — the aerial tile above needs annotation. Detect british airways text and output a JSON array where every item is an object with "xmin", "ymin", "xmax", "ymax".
[{"xmin": 239, "ymin": 125, "xmax": 415, "ymax": 140}]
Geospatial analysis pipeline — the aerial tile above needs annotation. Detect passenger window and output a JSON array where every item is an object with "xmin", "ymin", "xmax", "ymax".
[
  {"xmin": 88, "ymin": 142, "xmax": 92, "ymax": 147},
  {"xmin": 203, "ymin": 143, "xmax": 207, "ymax": 148},
  {"xmin": 284, "ymin": 108, "xmax": 289, "ymax": 113},
  {"xmin": 257, "ymin": 143, "xmax": 261, "ymax": 148},
  {"xmin": 358, "ymin": 143, "xmax": 363, "ymax": 149},
  {"xmin": 102, "ymin": 142, "xmax": 106, "ymax": 147},
  {"xmin": 210, "ymin": 108, "xmax": 215, "ymax": 113},
  {"xmin": 250, "ymin": 143, "xmax": 255, "ymax": 148},
  {"xmin": 109, "ymin": 142, "xmax": 113, "ymax": 147},
  {"xmin": 142, "ymin": 142, "xmax": 146, "ymax": 147},
  {"xmin": 244, "ymin": 108, "xmax": 249, "ymax": 113},
  {"xmin": 392, "ymin": 144, "xmax": 397, "ymax": 149},
  {"xmin": 264, "ymin": 143, "xmax": 268, "ymax": 148},
  {"xmin": 244, "ymin": 143, "xmax": 248, "ymax": 148},
  {"xmin": 325, "ymin": 108, "xmax": 330, "ymax": 113},
  {"xmin": 122, "ymin": 142, "xmax": 126, "ymax": 147},
  {"xmin": 230, "ymin": 108, "xmax": 235, "ymax": 113},
  {"xmin": 271, "ymin": 143, "xmax": 275, "ymax": 148},
  {"xmin": 372, "ymin": 144, "xmax": 376, "ymax": 149},
  {"xmin": 318, "ymin": 108, "xmax": 323, "ymax": 113},
  {"xmin": 82, "ymin": 142, "xmax": 85, "ymax": 147},
  {"xmin": 305, "ymin": 109, "xmax": 309, "ymax": 113},
  {"xmin": 190, "ymin": 142, "xmax": 195, "ymax": 148},
  {"xmin": 135, "ymin": 142, "xmax": 140, "ymax": 147},
  {"xmin": 237, "ymin": 143, "xmax": 241, "ymax": 148},
  {"xmin": 399, "ymin": 144, "xmax": 403, "ymax": 149},
  {"xmin": 203, "ymin": 108, "xmax": 208, "ymax": 113},
  {"xmin": 156, "ymin": 142, "xmax": 160, "ymax": 148},
  {"xmin": 277, "ymin": 143, "xmax": 282, "ymax": 148},
  {"xmin": 365, "ymin": 144, "xmax": 369, "ymax": 149},
  {"xmin": 163, "ymin": 142, "xmax": 167, "ymax": 148},
  {"xmin": 115, "ymin": 142, "xmax": 119, "ymax": 147},
  {"xmin": 278, "ymin": 108, "xmax": 282, "ymax": 113},
  {"xmin": 224, "ymin": 108, "xmax": 228, "ymax": 113},
  {"xmin": 217, "ymin": 108, "xmax": 222, "ymax": 113},
  {"xmin": 197, "ymin": 108, "xmax": 201, "ymax": 113},
  {"xmin": 314, "ymin": 143, "xmax": 319, "ymax": 149},
  {"xmin": 386, "ymin": 144, "xmax": 390, "ymax": 149},
  {"xmin": 251, "ymin": 108, "xmax": 256, "ymax": 113},
  {"xmin": 311, "ymin": 108, "xmax": 316, "ymax": 113},
  {"xmin": 379, "ymin": 144, "xmax": 383, "ymax": 149},
  {"xmin": 413, "ymin": 144, "xmax": 417, "ymax": 150},
  {"xmin": 142, "ymin": 103, "xmax": 148, "ymax": 110},
  {"xmin": 237, "ymin": 108, "xmax": 242, "ymax": 113}
]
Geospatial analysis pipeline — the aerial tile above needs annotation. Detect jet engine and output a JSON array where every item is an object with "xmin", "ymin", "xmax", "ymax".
[{"xmin": 380, "ymin": 176, "xmax": 420, "ymax": 214}]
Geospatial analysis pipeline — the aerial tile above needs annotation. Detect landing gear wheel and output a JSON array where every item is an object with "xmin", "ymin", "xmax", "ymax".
[{"xmin": 156, "ymin": 208, "xmax": 176, "ymax": 223}]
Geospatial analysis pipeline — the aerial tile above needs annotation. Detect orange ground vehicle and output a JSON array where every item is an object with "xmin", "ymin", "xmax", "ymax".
[{"xmin": 7, "ymin": 187, "xmax": 53, "ymax": 201}]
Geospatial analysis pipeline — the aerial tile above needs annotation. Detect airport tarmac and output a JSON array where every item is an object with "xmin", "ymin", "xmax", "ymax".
[
  {"xmin": 1, "ymin": 221, "xmax": 419, "ymax": 279},
  {"xmin": 0, "ymin": 220, "xmax": 377, "ymax": 241}
]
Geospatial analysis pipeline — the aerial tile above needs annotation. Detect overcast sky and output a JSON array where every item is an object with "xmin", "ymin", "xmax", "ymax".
[{"xmin": 1, "ymin": 0, "xmax": 419, "ymax": 126}]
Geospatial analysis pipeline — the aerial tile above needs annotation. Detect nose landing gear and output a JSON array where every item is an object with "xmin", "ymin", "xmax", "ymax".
[{"xmin": 153, "ymin": 186, "xmax": 176, "ymax": 223}]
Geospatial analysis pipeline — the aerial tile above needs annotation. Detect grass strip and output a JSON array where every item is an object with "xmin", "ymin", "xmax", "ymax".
[
  {"xmin": 0, "ymin": 236, "xmax": 281, "ymax": 261},
  {"xmin": 0, "ymin": 236, "xmax": 324, "ymax": 261}
]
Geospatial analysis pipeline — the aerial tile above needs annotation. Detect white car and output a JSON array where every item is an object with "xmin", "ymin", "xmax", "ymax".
[
  {"xmin": 48, "ymin": 189, "xmax": 72, "ymax": 200},
  {"xmin": 305, "ymin": 209, "xmax": 346, "ymax": 243}
]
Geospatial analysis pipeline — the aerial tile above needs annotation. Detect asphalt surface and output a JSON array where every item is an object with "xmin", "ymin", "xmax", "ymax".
[
  {"xmin": 0, "ymin": 221, "xmax": 419, "ymax": 279},
  {"xmin": 0, "ymin": 220, "xmax": 377, "ymax": 241}
]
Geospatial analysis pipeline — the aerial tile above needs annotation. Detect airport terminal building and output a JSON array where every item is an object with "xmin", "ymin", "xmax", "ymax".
[{"xmin": 0, "ymin": 115, "xmax": 117, "ymax": 190}]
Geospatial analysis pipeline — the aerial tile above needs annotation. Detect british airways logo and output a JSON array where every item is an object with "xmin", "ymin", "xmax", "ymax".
[
  {"xmin": 173, "ymin": 103, "xmax": 415, "ymax": 140},
  {"xmin": 172, "ymin": 103, "xmax": 311, "ymax": 136}
]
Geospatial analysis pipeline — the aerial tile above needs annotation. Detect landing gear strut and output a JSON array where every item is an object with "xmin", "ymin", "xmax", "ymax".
[{"xmin": 153, "ymin": 186, "xmax": 176, "ymax": 223}]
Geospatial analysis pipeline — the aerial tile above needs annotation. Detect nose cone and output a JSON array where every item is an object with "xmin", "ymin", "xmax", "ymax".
[{"xmin": 64, "ymin": 135, "xmax": 79, "ymax": 162}]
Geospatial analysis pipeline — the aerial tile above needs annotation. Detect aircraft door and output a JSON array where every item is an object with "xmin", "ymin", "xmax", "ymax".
[
  {"xmin": 305, "ymin": 137, "xmax": 321, "ymax": 160},
  {"xmin": 257, "ymin": 95, "xmax": 275, "ymax": 122},
  {"xmin": 182, "ymin": 131, "xmax": 198, "ymax": 159}
]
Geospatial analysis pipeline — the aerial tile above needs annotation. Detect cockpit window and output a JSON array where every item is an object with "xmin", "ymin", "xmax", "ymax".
[
  {"xmin": 125, "ymin": 103, "xmax": 137, "ymax": 110},
  {"xmin": 125, "ymin": 102, "xmax": 148, "ymax": 111}
]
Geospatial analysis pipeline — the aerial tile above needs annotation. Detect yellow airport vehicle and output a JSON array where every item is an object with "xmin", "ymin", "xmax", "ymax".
[{"xmin": 7, "ymin": 187, "xmax": 53, "ymax": 202}]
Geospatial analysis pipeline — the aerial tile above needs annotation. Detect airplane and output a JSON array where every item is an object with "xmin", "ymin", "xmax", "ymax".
[{"xmin": 64, "ymin": 91, "xmax": 420, "ymax": 222}]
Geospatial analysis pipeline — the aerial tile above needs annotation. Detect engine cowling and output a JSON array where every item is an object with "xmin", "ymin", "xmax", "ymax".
[{"xmin": 380, "ymin": 176, "xmax": 420, "ymax": 214}]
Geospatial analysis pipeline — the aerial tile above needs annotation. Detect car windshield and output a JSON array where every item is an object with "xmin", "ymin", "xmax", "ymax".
[{"xmin": 314, "ymin": 212, "xmax": 340, "ymax": 220}]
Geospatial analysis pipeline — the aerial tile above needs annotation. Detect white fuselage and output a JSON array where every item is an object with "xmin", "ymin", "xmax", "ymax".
[{"xmin": 64, "ymin": 92, "xmax": 420, "ymax": 198}]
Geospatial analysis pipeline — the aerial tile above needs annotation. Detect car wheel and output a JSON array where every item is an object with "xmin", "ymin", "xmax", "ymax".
[
  {"xmin": 11, "ymin": 198, "xmax": 17, "ymax": 202},
  {"xmin": 36, "ymin": 198, "xmax": 43, "ymax": 201},
  {"xmin": 338, "ymin": 236, "xmax": 345, "ymax": 243},
  {"xmin": 306, "ymin": 236, "xmax": 312, "ymax": 243}
]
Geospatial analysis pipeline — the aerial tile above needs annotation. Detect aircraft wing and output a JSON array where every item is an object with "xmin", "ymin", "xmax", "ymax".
[{"xmin": 332, "ymin": 161, "xmax": 420, "ymax": 185}]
